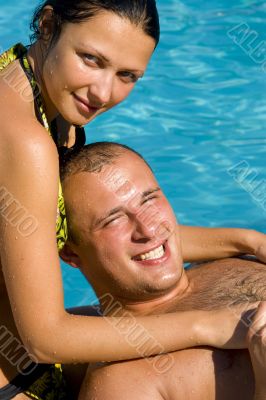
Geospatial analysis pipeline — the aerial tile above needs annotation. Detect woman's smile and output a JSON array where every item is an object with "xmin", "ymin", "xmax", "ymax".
[{"xmin": 72, "ymin": 93, "xmax": 101, "ymax": 115}]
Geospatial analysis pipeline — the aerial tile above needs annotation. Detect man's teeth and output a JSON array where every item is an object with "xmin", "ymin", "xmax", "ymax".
[{"xmin": 139, "ymin": 245, "xmax": 165, "ymax": 261}]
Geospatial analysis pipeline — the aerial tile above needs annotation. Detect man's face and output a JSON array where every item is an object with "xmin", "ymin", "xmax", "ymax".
[{"xmin": 63, "ymin": 152, "xmax": 184, "ymax": 302}]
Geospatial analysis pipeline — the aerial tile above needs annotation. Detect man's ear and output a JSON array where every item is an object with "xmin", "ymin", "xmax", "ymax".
[{"xmin": 60, "ymin": 243, "xmax": 82, "ymax": 269}]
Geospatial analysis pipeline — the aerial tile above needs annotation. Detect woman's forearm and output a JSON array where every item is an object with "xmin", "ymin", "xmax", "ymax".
[
  {"xmin": 180, "ymin": 226, "xmax": 262, "ymax": 263},
  {"xmin": 29, "ymin": 310, "xmax": 202, "ymax": 363},
  {"xmin": 28, "ymin": 307, "xmax": 242, "ymax": 364}
]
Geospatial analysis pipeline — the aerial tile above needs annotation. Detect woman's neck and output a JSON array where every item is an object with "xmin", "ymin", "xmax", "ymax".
[
  {"xmin": 27, "ymin": 41, "xmax": 58, "ymax": 123},
  {"xmin": 26, "ymin": 42, "xmax": 76, "ymax": 148}
]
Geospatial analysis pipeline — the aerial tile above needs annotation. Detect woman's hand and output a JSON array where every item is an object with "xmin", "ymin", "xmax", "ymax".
[
  {"xmin": 247, "ymin": 302, "xmax": 266, "ymax": 396},
  {"xmin": 197, "ymin": 302, "xmax": 259, "ymax": 349},
  {"xmin": 254, "ymin": 238, "xmax": 266, "ymax": 263}
]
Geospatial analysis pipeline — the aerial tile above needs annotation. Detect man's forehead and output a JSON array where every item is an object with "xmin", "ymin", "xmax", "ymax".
[{"xmin": 64, "ymin": 153, "xmax": 156, "ymax": 206}]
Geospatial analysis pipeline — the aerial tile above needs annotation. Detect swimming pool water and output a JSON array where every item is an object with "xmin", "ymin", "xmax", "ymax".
[{"xmin": 1, "ymin": 0, "xmax": 266, "ymax": 307}]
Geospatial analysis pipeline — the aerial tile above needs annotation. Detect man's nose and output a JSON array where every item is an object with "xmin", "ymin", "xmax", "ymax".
[
  {"xmin": 132, "ymin": 213, "xmax": 158, "ymax": 242},
  {"xmin": 88, "ymin": 71, "xmax": 114, "ymax": 105}
]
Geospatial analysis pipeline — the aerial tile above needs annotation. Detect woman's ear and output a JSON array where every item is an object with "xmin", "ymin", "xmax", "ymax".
[
  {"xmin": 60, "ymin": 243, "xmax": 82, "ymax": 269},
  {"xmin": 39, "ymin": 5, "xmax": 55, "ymax": 43}
]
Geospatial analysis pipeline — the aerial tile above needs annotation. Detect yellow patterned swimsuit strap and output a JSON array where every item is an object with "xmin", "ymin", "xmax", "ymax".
[
  {"xmin": 0, "ymin": 43, "xmax": 26, "ymax": 71},
  {"xmin": 0, "ymin": 43, "xmax": 68, "ymax": 251},
  {"xmin": 19, "ymin": 53, "xmax": 68, "ymax": 251}
]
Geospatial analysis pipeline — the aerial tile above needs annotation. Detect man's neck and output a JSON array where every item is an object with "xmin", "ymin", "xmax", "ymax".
[
  {"xmin": 100, "ymin": 268, "xmax": 192, "ymax": 317},
  {"xmin": 99, "ymin": 257, "xmax": 266, "ymax": 317}
]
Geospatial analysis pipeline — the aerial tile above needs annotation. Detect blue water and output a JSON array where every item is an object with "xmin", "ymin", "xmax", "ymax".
[{"xmin": 1, "ymin": 0, "xmax": 266, "ymax": 307}]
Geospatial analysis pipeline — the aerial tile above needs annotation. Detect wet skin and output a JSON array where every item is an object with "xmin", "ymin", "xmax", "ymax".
[{"xmin": 0, "ymin": 11, "xmax": 155, "ymax": 387}]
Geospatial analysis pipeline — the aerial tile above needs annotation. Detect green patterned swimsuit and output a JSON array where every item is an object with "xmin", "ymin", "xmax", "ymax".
[{"xmin": 0, "ymin": 43, "xmax": 85, "ymax": 250}]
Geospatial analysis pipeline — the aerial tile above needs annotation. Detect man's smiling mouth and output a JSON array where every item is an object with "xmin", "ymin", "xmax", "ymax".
[{"xmin": 133, "ymin": 244, "xmax": 165, "ymax": 261}]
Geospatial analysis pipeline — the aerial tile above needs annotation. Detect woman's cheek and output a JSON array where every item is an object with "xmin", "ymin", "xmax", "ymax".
[{"xmin": 112, "ymin": 82, "xmax": 135, "ymax": 107}]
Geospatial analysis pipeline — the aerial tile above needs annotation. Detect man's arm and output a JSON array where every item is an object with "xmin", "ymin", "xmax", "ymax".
[{"xmin": 179, "ymin": 226, "xmax": 266, "ymax": 263}]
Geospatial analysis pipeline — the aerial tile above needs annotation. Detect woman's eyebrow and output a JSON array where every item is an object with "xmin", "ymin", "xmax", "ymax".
[
  {"xmin": 78, "ymin": 43, "xmax": 110, "ymax": 62},
  {"xmin": 92, "ymin": 48, "xmax": 110, "ymax": 63},
  {"xmin": 80, "ymin": 44, "xmax": 145, "ymax": 74}
]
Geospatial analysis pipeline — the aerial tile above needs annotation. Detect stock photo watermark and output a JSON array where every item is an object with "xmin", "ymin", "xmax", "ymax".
[
  {"xmin": 92, "ymin": 294, "xmax": 175, "ymax": 375},
  {"xmin": 227, "ymin": 160, "xmax": 266, "ymax": 212},
  {"xmin": 0, "ymin": 42, "xmax": 43, "ymax": 104},
  {"xmin": 0, "ymin": 325, "xmax": 38, "ymax": 375},
  {"xmin": 0, "ymin": 50, "xmax": 41, "ymax": 103},
  {"xmin": 0, "ymin": 186, "xmax": 38, "ymax": 237},
  {"xmin": 227, "ymin": 22, "xmax": 266, "ymax": 72}
]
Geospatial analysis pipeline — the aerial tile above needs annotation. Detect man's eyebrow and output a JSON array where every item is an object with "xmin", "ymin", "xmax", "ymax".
[
  {"xmin": 94, "ymin": 207, "xmax": 123, "ymax": 227},
  {"xmin": 94, "ymin": 188, "xmax": 161, "ymax": 227},
  {"xmin": 142, "ymin": 187, "xmax": 161, "ymax": 198}
]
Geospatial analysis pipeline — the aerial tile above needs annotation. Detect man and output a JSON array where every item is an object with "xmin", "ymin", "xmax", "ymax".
[{"xmin": 60, "ymin": 142, "xmax": 266, "ymax": 400}]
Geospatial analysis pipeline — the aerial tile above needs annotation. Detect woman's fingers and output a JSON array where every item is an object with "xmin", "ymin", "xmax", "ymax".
[
  {"xmin": 247, "ymin": 302, "xmax": 266, "ymax": 390},
  {"xmin": 247, "ymin": 301, "xmax": 266, "ymax": 341}
]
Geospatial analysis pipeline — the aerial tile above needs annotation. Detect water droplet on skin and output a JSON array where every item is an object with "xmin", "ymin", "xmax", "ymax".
[{"xmin": 15, "ymin": 236, "xmax": 18, "ymax": 240}]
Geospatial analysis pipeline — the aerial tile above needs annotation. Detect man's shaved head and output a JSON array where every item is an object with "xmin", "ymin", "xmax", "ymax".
[{"xmin": 60, "ymin": 141, "xmax": 152, "ymax": 183}]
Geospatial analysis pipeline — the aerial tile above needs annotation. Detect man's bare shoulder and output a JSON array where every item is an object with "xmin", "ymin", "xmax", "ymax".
[
  {"xmin": 78, "ymin": 347, "xmax": 253, "ymax": 400},
  {"xmin": 78, "ymin": 357, "xmax": 165, "ymax": 400}
]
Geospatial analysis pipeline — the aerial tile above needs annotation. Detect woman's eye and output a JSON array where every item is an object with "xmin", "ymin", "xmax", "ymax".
[
  {"xmin": 83, "ymin": 54, "xmax": 98, "ymax": 64},
  {"xmin": 118, "ymin": 71, "xmax": 139, "ymax": 83}
]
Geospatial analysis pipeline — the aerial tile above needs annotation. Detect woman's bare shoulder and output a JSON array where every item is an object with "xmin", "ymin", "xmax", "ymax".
[
  {"xmin": 0, "ymin": 59, "xmax": 43, "ymax": 140},
  {"xmin": 0, "ymin": 65, "xmax": 57, "ymax": 172}
]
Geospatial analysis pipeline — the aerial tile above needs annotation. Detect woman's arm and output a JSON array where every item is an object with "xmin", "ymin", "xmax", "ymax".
[
  {"xmin": 0, "ymin": 121, "xmax": 246, "ymax": 364},
  {"xmin": 180, "ymin": 225, "xmax": 266, "ymax": 263}
]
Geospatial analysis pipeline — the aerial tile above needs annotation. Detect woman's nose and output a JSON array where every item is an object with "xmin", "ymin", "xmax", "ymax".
[{"xmin": 88, "ymin": 71, "xmax": 114, "ymax": 106}]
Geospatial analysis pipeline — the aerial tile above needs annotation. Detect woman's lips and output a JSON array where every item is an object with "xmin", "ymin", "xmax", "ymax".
[{"xmin": 73, "ymin": 93, "xmax": 99, "ymax": 114}]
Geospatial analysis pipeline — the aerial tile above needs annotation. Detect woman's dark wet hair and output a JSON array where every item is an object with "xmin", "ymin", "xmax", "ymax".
[{"xmin": 30, "ymin": 0, "xmax": 160, "ymax": 50}]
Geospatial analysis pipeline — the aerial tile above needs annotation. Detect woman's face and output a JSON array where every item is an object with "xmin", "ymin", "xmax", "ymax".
[{"xmin": 42, "ymin": 11, "xmax": 156, "ymax": 125}]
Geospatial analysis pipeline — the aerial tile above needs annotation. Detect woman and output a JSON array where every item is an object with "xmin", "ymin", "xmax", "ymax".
[{"xmin": 0, "ymin": 0, "xmax": 265, "ymax": 398}]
